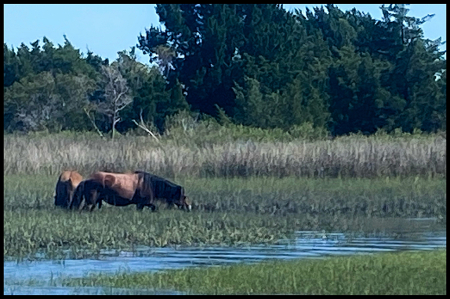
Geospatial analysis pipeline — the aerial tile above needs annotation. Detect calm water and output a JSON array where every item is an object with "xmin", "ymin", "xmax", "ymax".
[{"xmin": 4, "ymin": 228, "xmax": 446, "ymax": 295}]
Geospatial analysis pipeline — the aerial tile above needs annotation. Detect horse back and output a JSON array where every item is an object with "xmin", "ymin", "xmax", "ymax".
[
  {"xmin": 90, "ymin": 171, "xmax": 139, "ymax": 200},
  {"xmin": 59, "ymin": 170, "xmax": 82, "ymax": 189},
  {"xmin": 68, "ymin": 171, "xmax": 83, "ymax": 190}
]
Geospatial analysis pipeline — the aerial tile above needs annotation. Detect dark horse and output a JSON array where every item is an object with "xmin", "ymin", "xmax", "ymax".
[
  {"xmin": 71, "ymin": 171, "xmax": 191, "ymax": 212},
  {"xmin": 135, "ymin": 171, "xmax": 191, "ymax": 211}
]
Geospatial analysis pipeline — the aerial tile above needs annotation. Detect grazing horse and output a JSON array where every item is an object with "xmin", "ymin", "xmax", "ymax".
[
  {"xmin": 71, "ymin": 171, "xmax": 191, "ymax": 212},
  {"xmin": 54, "ymin": 170, "xmax": 83, "ymax": 208},
  {"xmin": 71, "ymin": 172, "xmax": 142, "ymax": 211},
  {"xmin": 70, "ymin": 179, "xmax": 104, "ymax": 211},
  {"xmin": 134, "ymin": 171, "xmax": 192, "ymax": 211}
]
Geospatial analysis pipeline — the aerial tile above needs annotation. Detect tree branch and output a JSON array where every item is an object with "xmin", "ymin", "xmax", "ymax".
[
  {"xmin": 113, "ymin": 117, "xmax": 121, "ymax": 126},
  {"xmin": 132, "ymin": 112, "xmax": 160, "ymax": 142},
  {"xmin": 84, "ymin": 108, "xmax": 104, "ymax": 138}
]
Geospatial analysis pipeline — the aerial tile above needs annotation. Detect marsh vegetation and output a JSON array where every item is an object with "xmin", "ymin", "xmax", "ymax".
[
  {"xmin": 4, "ymin": 130, "xmax": 446, "ymax": 294},
  {"xmin": 4, "ymin": 2, "xmax": 446, "ymax": 294},
  {"xmin": 17, "ymin": 250, "xmax": 446, "ymax": 295},
  {"xmin": 4, "ymin": 173, "xmax": 446, "ymax": 260},
  {"xmin": 4, "ymin": 128, "xmax": 446, "ymax": 178}
]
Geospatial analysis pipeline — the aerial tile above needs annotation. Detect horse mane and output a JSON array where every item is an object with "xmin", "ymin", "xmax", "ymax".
[{"xmin": 136, "ymin": 171, "xmax": 152, "ymax": 198}]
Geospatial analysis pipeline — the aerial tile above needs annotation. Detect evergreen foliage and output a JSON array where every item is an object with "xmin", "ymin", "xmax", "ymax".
[{"xmin": 4, "ymin": 4, "xmax": 446, "ymax": 136}]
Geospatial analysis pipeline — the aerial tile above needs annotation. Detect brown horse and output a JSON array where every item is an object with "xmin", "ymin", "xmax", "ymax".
[
  {"xmin": 71, "ymin": 171, "xmax": 191, "ymax": 212},
  {"xmin": 54, "ymin": 170, "xmax": 83, "ymax": 208},
  {"xmin": 70, "ymin": 172, "xmax": 138, "ymax": 211}
]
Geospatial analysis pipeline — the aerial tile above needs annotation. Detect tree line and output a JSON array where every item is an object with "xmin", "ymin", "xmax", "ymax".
[{"xmin": 4, "ymin": 4, "xmax": 446, "ymax": 137}]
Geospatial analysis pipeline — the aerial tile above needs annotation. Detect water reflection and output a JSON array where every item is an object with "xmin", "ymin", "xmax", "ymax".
[{"xmin": 4, "ymin": 230, "xmax": 446, "ymax": 295}]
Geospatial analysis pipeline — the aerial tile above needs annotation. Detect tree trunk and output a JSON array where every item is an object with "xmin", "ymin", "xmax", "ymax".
[{"xmin": 112, "ymin": 114, "xmax": 116, "ymax": 140}]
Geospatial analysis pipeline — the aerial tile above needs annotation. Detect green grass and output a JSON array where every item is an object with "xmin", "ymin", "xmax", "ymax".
[
  {"xmin": 57, "ymin": 250, "xmax": 446, "ymax": 295},
  {"xmin": 4, "ymin": 174, "xmax": 446, "ymax": 260}
]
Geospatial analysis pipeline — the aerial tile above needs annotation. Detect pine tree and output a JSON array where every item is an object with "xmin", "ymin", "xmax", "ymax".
[{"xmin": 3, "ymin": 43, "xmax": 20, "ymax": 88}]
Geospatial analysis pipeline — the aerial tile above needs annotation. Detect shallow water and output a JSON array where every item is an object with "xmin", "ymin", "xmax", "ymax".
[{"xmin": 4, "ymin": 227, "xmax": 446, "ymax": 295}]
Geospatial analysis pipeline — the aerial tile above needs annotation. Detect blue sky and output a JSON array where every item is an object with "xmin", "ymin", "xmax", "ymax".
[{"xmin": 4, "ymin": 4, "xmax": 446, "ymax": 65}]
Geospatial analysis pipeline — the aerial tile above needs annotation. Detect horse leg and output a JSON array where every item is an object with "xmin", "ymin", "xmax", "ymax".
[
  {"xmin": 66, "ymin": 190, "xmax": 73, "ymax": 209},
  {"xmin": 68, "ymin": 190, "xmax": 74, "ymax": 210},
  {"xmin": 88, "ymin": 190, "xmax": 99, "ymax": 212},
  {"xmin": 79, "ymin": 187, "xmax": 93, "ymax": 212},
  {"xmin": 167, "ymin": 201, "xmax": 175, "ymax": 210},
  {"xmin": 70, "ymin": 183, "xmax": 83, "ymax": 210},
  {"xmin": 68, "ymin": 192, "xmax": 77, "ymax": 210},
  {"xmin": 78, "ymin": 198, "xmax": 86, "ymax": 213},
  {"xmin": 147, "ymin": 196, "xmax": 157, "ymax": 212},
  {"xmin": 145, "ymin": 198, "xmax": 157, "ymax": 212},
  {"xmin": 136, "ymin": 194, "xmax": 151, "ymax": 211}
]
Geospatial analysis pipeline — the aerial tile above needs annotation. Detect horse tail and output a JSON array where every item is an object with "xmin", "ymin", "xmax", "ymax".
[
  {"xmin": 55, "ymin": 178, "xmax": 68, "ymax": 207},
  {"xmin": 70, "ymin": 181, "xmax": 84, "ymax": 209}
]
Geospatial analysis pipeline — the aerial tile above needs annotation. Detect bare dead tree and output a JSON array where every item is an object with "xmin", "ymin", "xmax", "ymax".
[
  {"xmin": 132, "ymin": 109, "xmax": 160, "ymax": 142},
  {"xmin": 97, "ymin": 64, "xmax": 133, "ymax": 139}
]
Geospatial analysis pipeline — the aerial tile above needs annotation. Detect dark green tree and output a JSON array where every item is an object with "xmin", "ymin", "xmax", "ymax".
[
  {"xmin": 138, "ymin": 4, "xmax": 332, "ymax": 131},
  {"xmin": 4, "ymin": 43, "xmax": 20, "ymax": 88},
  {"xmin": 306, "ymin": 4, "xmax": 445, "ymax": 135},
  {"xmin": 139, "ymin": 4, "xmax": 303, "ymax": 118},
  {"xmin": 391, "ymin": 39, "xmax": 446, "ymax": 132},
  {"xmin": 4, "ymin": 72, "xmax": 62, "ymax": 132},
  {"xmin": 375, "ymin": 5, "xmax": 446, "ymax": 132},
  {"xmin": 15, "ymin": 43, "xmax": 34, "ymax": 79},
  {"xmin": 4, "ymin": 37, "xmax": 101, "ymax": 132},
  {"xmin": 232, "ymin": 76, "xmax": 265, "ymax": 127}
]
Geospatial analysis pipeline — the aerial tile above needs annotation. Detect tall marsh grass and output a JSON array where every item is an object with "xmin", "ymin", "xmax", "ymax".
[{"xmin": 3, "ymin": 130, "xmax": 446, "ymax": 178}]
